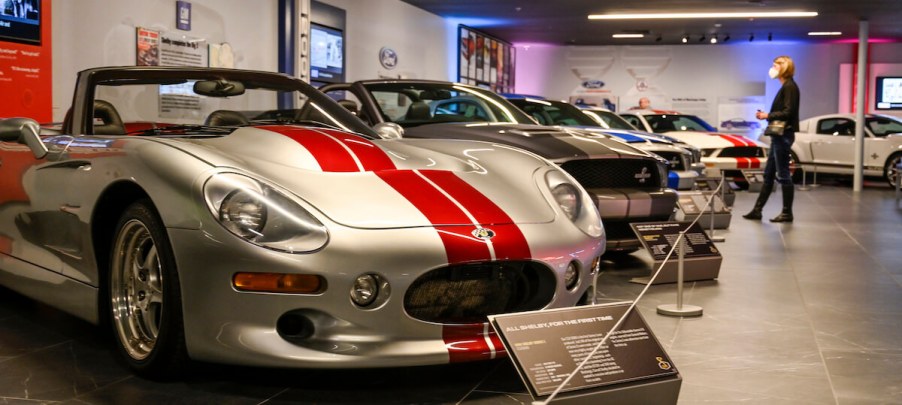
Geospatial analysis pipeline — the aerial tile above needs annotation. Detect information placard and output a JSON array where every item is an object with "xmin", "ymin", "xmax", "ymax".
[
  {"xmin": 490, "ymin": 303, "xmax": 676, "ymax": 398},
  {"xmin": 630, "ymin": 221, "xmax": 719, "ymax": 261}
]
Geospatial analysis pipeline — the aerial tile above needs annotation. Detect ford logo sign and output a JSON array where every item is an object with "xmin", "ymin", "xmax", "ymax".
[{"xmin": 581, "ymin": 80, "xmax": 605, "ymax": 89}]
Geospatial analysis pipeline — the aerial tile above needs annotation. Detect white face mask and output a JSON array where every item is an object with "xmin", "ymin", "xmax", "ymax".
[{"xmin": 768, "ymin": 67, "xmax": 779, "ymax": 79}]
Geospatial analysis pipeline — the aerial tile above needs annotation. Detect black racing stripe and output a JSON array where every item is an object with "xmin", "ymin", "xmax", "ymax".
[{"xmin": 403, "ymin": 124, "xmax": 590, "ymax": 160}]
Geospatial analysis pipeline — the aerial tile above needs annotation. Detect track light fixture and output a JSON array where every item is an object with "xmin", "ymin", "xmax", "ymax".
[
  {"xmin": 710, "ymin": 35, "xmax": 717, "ymax": 44},
  {"xmin": 682, "ymin": 35, "xmax": 689, "ymax": 43},
  {"xmin": 699, "ymin": 34, "xmax": 706, "ymax": 42},
  {"xmin": 768, "ymin": 32, "xmax": 773, "ymax": 41},
  {"xmin": 724, "ymin": 34, "xmax": 731, "ymax": 42},
  {"xmin": 749, "ymin": 33, "xmax": 754, "ymax": 42},
  {"xmin": 656, "ymin": 34, "xmax": 663, "ymax": 42}
]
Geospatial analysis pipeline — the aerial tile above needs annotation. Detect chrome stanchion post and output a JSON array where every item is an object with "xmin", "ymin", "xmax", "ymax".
[
  {"xmin": 798, "ymin": 163, "xmax": 811, "ymax": 191},
  {"xmin": 707, "ymin": 175, "xmax": 725, "ymax": 242},
  {"xmin": 657, "ymin": 232, "xmax": 703, "ymax": 317},
  {"xmin": 810, "ymin": 163, "xmax": 821, "ymax": 188}
]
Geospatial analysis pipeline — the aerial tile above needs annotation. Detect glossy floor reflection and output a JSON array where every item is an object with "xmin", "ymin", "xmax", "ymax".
[{"xmin": 1, "ymin": 182, "xmax": 900, "ymax": 404}]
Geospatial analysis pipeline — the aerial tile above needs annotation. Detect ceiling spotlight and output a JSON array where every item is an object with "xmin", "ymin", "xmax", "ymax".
[
  {"xmin": 808, "ymin": 31, "xmax": 842, "ymax": 36},
  {"xmin": 656, "ymin": 34, "xmax": 663, "ymax": 42},
  {"xmin": 612, "ymin": 33, "xmax": 645, "ymax": 38},
  {"xmin": 699, "ymin": 34, "xmax": 706, "ymax": 42},
  {"xmin": 768, "ymin": 32, "xmax": 773, "ymax": 41},
  {"xmin": 749, "ymin": 33, "xmax": 754, "ymax": 42},
  {"xmin": 682, "ymin": 35, "xmax": 689, "ymax": 43},
  {"xmin": 724, "ymin": 34, "xmax": 731, "ymax": 42},
  {"xmin": 710, "ymin": 36, "xmax": 718, "ymax": 44}
]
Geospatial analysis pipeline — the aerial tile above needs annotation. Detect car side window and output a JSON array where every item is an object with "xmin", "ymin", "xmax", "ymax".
[
  {"xmin": 866, "ymin": 117, "xmax": 902, "ymax": 137},
  {"xmin": 621, "ymin": 115, "xmax": 641, "ymax": 128},
  {"xmin": 817, "ymin": 118, "xmax": 855, "ymax": 136}
]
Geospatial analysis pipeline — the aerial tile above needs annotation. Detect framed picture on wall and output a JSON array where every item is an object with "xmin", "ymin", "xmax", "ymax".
[{"xmin": 458, "ymin": 25, "xmax": 515, "ymax": 93}]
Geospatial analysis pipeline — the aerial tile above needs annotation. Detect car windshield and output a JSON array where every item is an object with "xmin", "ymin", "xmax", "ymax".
[
  {"xmin": 582, "ymin": 109, "xmax": 638, "ymax": 130},
  {"xmin": 360, "ymin": 82, "xmax": 534, "ymax": 128},
  {"xmin": 643, "ymin": 114, "xmax": 716, "ymax": 133},
  {"xmin": 83, "ymin": 69, "xmax": 377, "ymax": 137},
  {"xmin": 505, "ymin": 99, "xmax": 600, "ymax": 127},
  {"xmin": 866, "ymin": 116, "xmax": 902, "ymax": 137}
]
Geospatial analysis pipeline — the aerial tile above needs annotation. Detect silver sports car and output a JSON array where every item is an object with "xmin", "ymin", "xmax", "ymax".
[{"xmin": 0, "ymin": 67, "xmax": 604, "ymax": 377}]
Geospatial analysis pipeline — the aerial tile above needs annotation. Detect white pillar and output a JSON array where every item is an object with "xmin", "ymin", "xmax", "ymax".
[{"xmin": 853, "ymin": 20, "xmax": 868, "ymax": 192}]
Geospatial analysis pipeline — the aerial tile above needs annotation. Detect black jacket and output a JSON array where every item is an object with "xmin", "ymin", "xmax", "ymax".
[{"xmin": 768, "ymin": 78, "xmax": 800, "ymax": 131}]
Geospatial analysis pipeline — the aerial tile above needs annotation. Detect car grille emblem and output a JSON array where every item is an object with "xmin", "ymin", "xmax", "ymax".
[
  {"xmin": 471, "ymin": 227, "xmax": 496, "ymax": 240},
  {"xmin": 634, "ymin": 167, "xmax": 651, "ymax": 183}
]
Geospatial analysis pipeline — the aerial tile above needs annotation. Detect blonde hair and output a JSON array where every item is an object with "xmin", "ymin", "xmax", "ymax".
[{"xmin": 774, "ymin": 55, "xmax": 795, "ymax": 79}]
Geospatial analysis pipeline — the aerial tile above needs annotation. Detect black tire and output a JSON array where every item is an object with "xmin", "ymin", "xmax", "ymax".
[
  {"xmin": 109, "ymin": 199, "xmax": 187, "ymax": 379},
  {"xmin": 885, "ymin": 153, "xmax": 902, "ymax": 188}
]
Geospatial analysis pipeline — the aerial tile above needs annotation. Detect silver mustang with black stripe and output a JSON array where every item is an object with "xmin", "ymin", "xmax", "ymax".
[
  {"xmin": 321, "ymin": 80, "xmax": 677, "ymax": 252},
  {"xmin": 0, "ymin": 67, "xmax": 604, "ymax": 377}
]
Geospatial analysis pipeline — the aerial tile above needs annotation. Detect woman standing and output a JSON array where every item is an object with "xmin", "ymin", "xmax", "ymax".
[{"xmin": 744, "ymin": 55, "xmax": 800, "ymax": 223}]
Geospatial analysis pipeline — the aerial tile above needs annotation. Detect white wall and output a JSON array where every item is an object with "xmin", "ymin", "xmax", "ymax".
[
  {"xmin": 316, "ymin": 0, "xmax": 452, "ymax": 82},
  {"xmin": 52, "ymin": 0, "xmax": 279, "ymax": 121},
  {"xmin": 514, "ymin": 42, "xmax": 902, "ymax": 122}
]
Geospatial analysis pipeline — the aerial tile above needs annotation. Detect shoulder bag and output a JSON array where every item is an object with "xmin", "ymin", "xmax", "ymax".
[{"xmin": 764, "ymin": 120, "xmax": 786, "ymax": 136}]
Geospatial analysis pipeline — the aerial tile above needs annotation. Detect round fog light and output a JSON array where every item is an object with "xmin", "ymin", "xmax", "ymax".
[
  {"xmin": 351, "ymin": 274, "xmax": 378, "ymax": 306},
  {"xmin": 564, "ymin": 262, "xmax": 579, "ymax": 290}
]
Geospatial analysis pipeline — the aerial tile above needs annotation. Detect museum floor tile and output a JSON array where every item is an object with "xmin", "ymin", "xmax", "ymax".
[{"xmin": 1, "ymin": 183, "xmax": 900, "ymax": 404}]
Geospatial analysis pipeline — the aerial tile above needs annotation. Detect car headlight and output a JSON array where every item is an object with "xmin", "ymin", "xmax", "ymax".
[
  {"xmin": 544, "ymin": 169, "xmax": 603, "ymax": 238},
  {"xmin": 657, "ymin": 162, "xmax": 669, "ymax": 188},
  {"xmin": 204, "ymin": 173, "xmax": 328, "ymax": 253}
]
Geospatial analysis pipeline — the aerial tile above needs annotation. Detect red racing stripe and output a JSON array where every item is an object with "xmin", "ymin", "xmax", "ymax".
[
  {"xmin": 442, "ymin": 323, "xmax": 506, "ymax": 363},
  {"xmin": 717, "ymin": 134, "xmax": 745, "ymax": 147},
  {"xmin": 376, "ymin": 170, "xmax": 492, "ymax": 263},
  {"xmin": 736, "ymin": 157, "xmax": 750, "ymax": 169},
  {"xmin": 261, "ymin": 125, "xmax": 360, "ymax": 172},
  {"xmin": 748, "ymin": 157, "xmax": 762, "ymax": 169},
  {"xmin": 419, "ymin": 170, "xmax": 531, "ymax": 261},
  {"xmin": 317, "ymin": 128, "xmax": 397, "ymax": 171},
  {"xmin": 721, "ymin": 134, "xmax": 754, "ymax": 147}
]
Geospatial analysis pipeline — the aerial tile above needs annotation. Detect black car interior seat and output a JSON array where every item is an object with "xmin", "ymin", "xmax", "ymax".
[
  {"xmin": 404, "ymin": 101, "xmax": 432, "ymax": 121},
  {"xmin": 205, "ymin": 110, "xmax": 250, "ymax": 126},
  {"xmin": 92, "ymin": 99, "xmax": 126, "ymax": 135},
  {"xmin": 337, "ymin": 99, "xmax": 359, "ymax": 116}
]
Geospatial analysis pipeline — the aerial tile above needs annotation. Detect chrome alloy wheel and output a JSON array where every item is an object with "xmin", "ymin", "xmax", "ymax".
[
  {"xmin": 110, "ymin": 219, "xmax": 164, "ymax": 361},
  {"xmin": 887, "ymin": 154, "xmax": 902, "ymax": 188}
]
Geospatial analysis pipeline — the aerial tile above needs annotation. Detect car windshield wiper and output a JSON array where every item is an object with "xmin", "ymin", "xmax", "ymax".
[{"xmin": 127, "ymin": 124, "xmax": 236, "ymax": 136}]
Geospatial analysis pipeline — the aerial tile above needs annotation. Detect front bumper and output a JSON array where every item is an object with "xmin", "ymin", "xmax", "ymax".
[
  {"xmin": 587, "ymin": 187, "xmax": 677, "ymax": 251},
  {"xmin": 168, "ymin": 219, "xmax": 603, "ymax": 369}
]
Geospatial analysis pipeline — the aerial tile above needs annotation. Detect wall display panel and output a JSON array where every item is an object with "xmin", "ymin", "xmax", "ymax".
[
  {"xmin": 875, "ymin": 76, "xmax": 902, "ymax": 110},
  {"xmin": 0, "ymin": 0, "xmax": 50, "ymax": 122},
  {"xmin": 459, "ymin": 25, "xmax": 514, "ymax": 93},
  {"xmin": 309, "ymin": 22, "xmax": 344, "ymax": 83}
]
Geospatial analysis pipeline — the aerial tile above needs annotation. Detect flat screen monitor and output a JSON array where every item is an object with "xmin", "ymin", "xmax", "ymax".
[
  {"xmin": 310, "ymin": 23, "xmax": 343, "ymax": 83},
  {"xmin": 875, "ymin": 76, "xmax": 902, "ymax": 111},
  {"xmin": 0, "ymin": 0, "xmax": 40, "ymax": 45}
]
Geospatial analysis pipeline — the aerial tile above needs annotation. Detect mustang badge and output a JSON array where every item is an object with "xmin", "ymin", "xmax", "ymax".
[
  {"xmin": 471, "ymin": 227, "xmax": 496, "ymax": 240},
  {"xmin": 634, "ymin": 167, "xmax": 651, "ymax": 184}
]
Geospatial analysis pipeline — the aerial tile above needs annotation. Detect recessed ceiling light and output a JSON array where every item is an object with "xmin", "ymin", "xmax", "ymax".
[
  {"xmin": 612, "ymin": 33, "xmax": 645, "ymax": 38},
  {"xmin": 588, "ymin": 11, "xmax": 818, "ymax": 20},
  {"xmin": 710, "ymin": 36, "xmax": 718, "ymax": 44},
  {"xmin": 682, "ymin": 35, "xmax": 689, "ymax": 43},
  {"xmin": 808, "ymin": 31, "xmax": 842, "ymax": 36}
]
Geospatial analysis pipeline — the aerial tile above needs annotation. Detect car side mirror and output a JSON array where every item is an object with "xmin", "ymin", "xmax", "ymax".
[
  {"xmin": 0, "ymin": 118, "xmax": 48, "ymax": 159},
  {"xmin": 374, "ymin": 122, "xmax": 404, "ymax": 139}
]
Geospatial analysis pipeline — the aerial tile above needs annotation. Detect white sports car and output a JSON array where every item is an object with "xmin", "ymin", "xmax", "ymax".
[
  {"xmin": 759, "ymin": 113, "xmax": 902, "ymax": 186},
  {"xmin": 620, "ymin": 110, "xmax": 769, "ymax": 184}
]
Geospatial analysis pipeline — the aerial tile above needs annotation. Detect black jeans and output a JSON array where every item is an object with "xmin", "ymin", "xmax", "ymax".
[{"xmin": 763, "ymin": 131, "xmax": 795, "ymax": 186}]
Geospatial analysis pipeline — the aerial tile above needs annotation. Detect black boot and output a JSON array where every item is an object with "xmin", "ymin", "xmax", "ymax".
[
  {"xmin": 770, "ymin": 184, "xmax": 794, "ymax": 222},
  {"xmin": 743, "ymin": 185, "xmax": 772, "ymax": 220}
]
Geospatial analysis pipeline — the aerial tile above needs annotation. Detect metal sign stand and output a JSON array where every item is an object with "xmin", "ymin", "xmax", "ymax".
[
  {"xmin": 657, "ymin": 232, "xmax": 703, "ymax": 317},
  {"xmin": 707, "ymin": 175, "xmax": 726, "ymax": 242}
]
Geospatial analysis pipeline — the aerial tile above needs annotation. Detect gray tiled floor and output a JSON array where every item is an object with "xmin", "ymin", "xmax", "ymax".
[{"xmin": 1, "ymin": 181, "xmax": 900, "ymax": 404}]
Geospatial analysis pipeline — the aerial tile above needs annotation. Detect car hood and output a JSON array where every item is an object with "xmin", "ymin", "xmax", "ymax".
[
  {"xmin": 661, "ymin": 131, "xmax": 767, "ymax": 149},
  {"xmin": 401, "ymin": 122, "xmax": 654, "ymax": 161},
  {"xmin": 156, "ymin": 125, "xmax": 556, "ymax": 229},
  {"xmin": 569, "ymin": 126, "xmax": 672, "ymax": 144}
]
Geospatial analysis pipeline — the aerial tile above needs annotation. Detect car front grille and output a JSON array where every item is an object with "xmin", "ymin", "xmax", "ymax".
[
  {"xmin": 718, "ymin": 146, "xmax": 765, "ymax": 158},
  {"xmin": 654, "ymin": 151, "xmax": 686, "ymax": 171},
  {"xmin": 560, "ymin": 158, "xmax": 661, "ymax": 189},
  {"xmin": 404, "ymin": 261, "xmax": 556, "ymax": 324}
]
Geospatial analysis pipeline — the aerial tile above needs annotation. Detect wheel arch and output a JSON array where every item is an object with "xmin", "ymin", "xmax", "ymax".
[{"xmin": 90, "ymin": 180, "xmax": 152, "ymax": 320}]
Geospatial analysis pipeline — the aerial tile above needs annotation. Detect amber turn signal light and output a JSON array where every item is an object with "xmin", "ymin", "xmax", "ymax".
[{"xmin": 233, "ymin": 272, "xmax": 325, "ymax": 294}]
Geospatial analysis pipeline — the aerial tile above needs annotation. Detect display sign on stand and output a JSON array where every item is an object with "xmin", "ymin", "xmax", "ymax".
[
  {"xmin": 694, "ymin": 177, "xmax": 735, "ymax": 207},
  {"xmin": 490, "ymin": 303, "xmax": 681, "ymax": 404},
  {"xmin": 742, "ymin": 169, "xmax": 766, "ymax": 193},
  {"xmin": 629, "ymin": 221, "xmax": 722, "ymax": 285},
  {"xmin": 674, "ymin": 191, "xmax": 731, "ymax": 229}
]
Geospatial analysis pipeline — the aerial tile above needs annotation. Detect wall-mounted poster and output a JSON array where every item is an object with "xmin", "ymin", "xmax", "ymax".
[{"xmin": 458, "ymin": 25, "xmax": 514, "ymax": 93}]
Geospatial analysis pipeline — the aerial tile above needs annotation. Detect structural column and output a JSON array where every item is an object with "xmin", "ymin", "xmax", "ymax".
[{"xmin": 853, "ymin": 20, "xmax": 868, "ymax": 192}]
